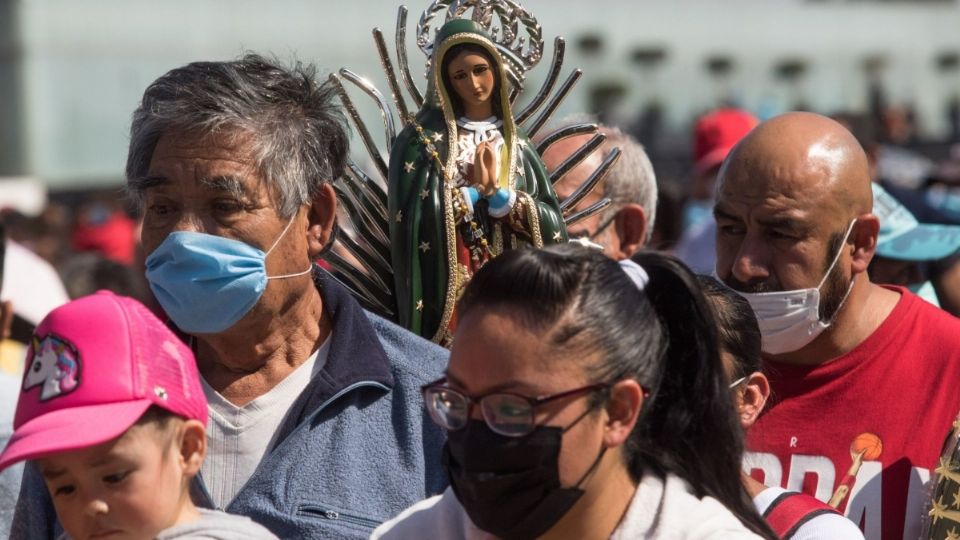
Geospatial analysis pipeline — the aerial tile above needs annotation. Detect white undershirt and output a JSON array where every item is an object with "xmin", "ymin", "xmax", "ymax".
[{"xmin": 200, "ymin": 337, "xmax": 331, "ymax": 508}]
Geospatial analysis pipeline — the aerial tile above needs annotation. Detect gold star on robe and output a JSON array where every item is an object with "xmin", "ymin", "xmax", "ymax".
[
  {"xmin": 404, "ymin": 161, "xmax": 415, "ymax": 173},
  {"xmin": 419, "ymin": 241, "xmax": 430, "ymax": 253},
  {"xmin": 432, "ymin": 132, "xmax": 443, "ymax": 142},
  {"xmin": 415, "ymin": 299, "xmax": 424, "ymax": 311},
  {"xmin": 420, "ymin": 189, "xmax": 429, "ymax": 200},
  {"xmin": 948, "ymin": 527, "xmax": 960, "ymax": 540},
  {"xmin": 395, "ymin": 210, "xmax": 403, "ymax": 223},
  {"xmin": 553, "ymin": 231, "xmax": 562, "ymax": 242}
]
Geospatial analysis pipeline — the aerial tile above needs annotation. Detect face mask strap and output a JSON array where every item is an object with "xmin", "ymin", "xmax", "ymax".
[
  {"xmin": 264, "ymin": 211, "xmax": 314, "ymax": 280},
  {"xmin": 573, "ymin": 445, "xmax": 608, "ymax": 490},
  {"xmin": 817, "ymin": 218, "xmax": 858, "ymax": 290},
  {"xmin": 265, "ymin": 212, "xmax": 299, "ymax": 256}
]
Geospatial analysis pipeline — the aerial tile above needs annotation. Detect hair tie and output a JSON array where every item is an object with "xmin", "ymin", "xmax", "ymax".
[{"xmin": 619, "ymin": 259, "xmax": 649, "ymax": 291}]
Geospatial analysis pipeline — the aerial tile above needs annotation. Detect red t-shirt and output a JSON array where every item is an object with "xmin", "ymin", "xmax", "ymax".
[{"xmin": 746, "ymin": 287, "xmax": 960, "ymax": 540}]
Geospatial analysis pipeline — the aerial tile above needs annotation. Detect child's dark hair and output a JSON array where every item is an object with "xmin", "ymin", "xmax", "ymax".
[
  {"xmin": 697, "ymin": 275, "xmax": 763, "ymax": 380},
  {"xmin": 457, "ymin": 245, "xmax": 777, "ymax": 539},
  {"xmin": 135, "ymin": 405, "xmax": 182, "ymax": 432}
]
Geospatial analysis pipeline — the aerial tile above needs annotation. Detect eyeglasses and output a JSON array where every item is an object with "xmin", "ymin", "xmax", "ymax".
[{"xmin": 422, "ymin": 378, "xmax": 610, "ymax": 437}]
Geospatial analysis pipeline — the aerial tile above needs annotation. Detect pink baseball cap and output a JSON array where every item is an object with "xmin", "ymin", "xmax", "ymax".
[
  {"xmin": 693, "ymin": 108, "xmax": 759, "ymax": 174},
  {"xmin": 0, "ymin": 290, "xmax": 207, "ymax": 472}
]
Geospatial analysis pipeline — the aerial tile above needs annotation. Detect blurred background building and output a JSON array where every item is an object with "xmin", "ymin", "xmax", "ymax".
[{"xmin": 1, "ymin": 0, "xmax": 960, "ymax": 317}]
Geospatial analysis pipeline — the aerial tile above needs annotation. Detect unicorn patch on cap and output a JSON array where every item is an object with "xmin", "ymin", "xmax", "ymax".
[{"xmin": 23, "ymin": 335, "xmax": 81, "ymax": 401}]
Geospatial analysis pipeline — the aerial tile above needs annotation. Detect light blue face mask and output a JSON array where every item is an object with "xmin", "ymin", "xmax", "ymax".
[
  {"xmin": 145, "ymin": 217, "xmax": 312, "ymax": 334},
  {"xmin": 908, "ymin": 281, "xmax": 941, "ymax": 308}
]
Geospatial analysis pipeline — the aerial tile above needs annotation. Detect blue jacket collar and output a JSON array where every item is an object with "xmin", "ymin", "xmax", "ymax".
[{"xmin": 270, "ymin": 267, "xmax": 395, "ymax": 439}]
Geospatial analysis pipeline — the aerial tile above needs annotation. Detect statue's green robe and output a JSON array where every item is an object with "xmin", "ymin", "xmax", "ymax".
[{"xmin": 388, "ymin": 20, "xmax": 567, "ymax": 345}]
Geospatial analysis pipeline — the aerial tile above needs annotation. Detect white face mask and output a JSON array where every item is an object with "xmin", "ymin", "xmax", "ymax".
[{"xmin": 726, "ymin": 219, "xmax": 857, "ymax": 356}]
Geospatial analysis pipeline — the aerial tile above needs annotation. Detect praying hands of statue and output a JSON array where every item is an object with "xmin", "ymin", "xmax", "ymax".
[{"xmin": 473, "ymin": 140, "xmax": 499, "ymax": 197}]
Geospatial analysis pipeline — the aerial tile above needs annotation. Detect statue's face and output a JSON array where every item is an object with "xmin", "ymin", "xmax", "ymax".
[{"xmin": 446, "ymin": 50, "xmax": 495, "ymax": 111}]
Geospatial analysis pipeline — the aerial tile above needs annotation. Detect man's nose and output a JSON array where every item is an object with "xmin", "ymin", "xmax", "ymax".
[
  {"xmin": 170, "ymin": 212, "xmax": 206, "ymax": 234},
  {"xmin": 730, "ymin": 235, "xmax": 771, "ymax": 284}
]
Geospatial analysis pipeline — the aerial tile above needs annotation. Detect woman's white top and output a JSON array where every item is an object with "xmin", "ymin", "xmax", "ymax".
[{"xmin": 371, "ymin": 472, "xmax": 764, "ymax": 539}]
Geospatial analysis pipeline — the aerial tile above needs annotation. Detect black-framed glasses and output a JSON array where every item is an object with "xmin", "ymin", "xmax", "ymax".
[{"xmin": 422, "ymin": 378, "xmax": 610, "ymax": 437}]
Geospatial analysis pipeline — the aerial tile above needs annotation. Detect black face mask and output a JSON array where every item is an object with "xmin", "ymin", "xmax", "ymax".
[{"xmin": 442, "ymin": 419, "xmax": 605, "ymax": 540}]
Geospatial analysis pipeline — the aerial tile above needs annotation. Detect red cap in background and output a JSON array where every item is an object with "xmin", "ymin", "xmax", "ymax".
[{"xmin": 693, "ymin": 108, "xmax": 759, "ymax": 175}]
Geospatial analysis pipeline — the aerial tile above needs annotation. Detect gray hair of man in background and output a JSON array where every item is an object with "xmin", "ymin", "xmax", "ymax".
[
  {"xmin": 539, "ymin": 114, "xmax": 657, "ymax": 259},
  {"xmin": 124, "ymin": 54, "xmax": 349, "ymax": 218}
]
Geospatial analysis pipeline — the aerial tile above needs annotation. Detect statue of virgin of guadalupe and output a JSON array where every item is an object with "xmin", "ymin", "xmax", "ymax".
[{"xmin": 389, "ymin": 18, "xmax": 567, "ymax": 345}]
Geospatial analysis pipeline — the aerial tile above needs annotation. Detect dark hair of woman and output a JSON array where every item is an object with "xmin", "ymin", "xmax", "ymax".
[
  {"xmin": 440, "ymin": 42, "xmax": 504, "ymax": 119},
  {"xmin": 457, "ymin": 245, "xmax": 777, "ymax": 539},
  {"xmin": 697, "ymin": 275, "xmax": 763, "ymax": 380}
]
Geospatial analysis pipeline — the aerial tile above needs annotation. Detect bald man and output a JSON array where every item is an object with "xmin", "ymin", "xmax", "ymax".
[
  {"xmin": 540, "ymin": 121, "xmax": 656, "ymax": 260},
  {"xmin": 714, "ymin": 112, "xmax": 960, "ymax": 540}
]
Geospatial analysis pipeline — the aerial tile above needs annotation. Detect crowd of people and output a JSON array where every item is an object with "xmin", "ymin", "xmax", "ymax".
[{"xmin": 0, "ymin": 42, "xmax": 959, "ymax": 540}]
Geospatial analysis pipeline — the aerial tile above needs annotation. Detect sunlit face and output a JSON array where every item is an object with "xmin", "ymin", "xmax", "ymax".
[
  {"xmin": 446, "ymin": 51, "xmax": 496, "ymax": 113},
  {"xmin": 713, "ymin": 155, "xmax": 853, "ymax": 320},
  {"xmin": 39, "ymin": 422, "xmax": 186, "ymax": 540},
  {"xmin": 446, "ymin": 308, "xmax": 607, "ymax": 487},
  {"xmin": 137, "ymin": 129, "xmax": 314, "ymax": 330}
]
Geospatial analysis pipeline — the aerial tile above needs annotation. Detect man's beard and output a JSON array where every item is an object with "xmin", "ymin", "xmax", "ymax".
[{"xmin": 726, "ymin": 232, "xmax": 850, "ymax": 322}]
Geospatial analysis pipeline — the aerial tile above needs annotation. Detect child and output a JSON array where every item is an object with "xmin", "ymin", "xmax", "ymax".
[{"xmin": 0, "ymin": 291, "xmax": 278, "ymax": 540}]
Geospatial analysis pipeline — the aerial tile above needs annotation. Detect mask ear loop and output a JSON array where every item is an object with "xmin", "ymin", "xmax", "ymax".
[
  {"xmin": 816, "ymin": 218, "xmax": 859, "ymax": 325},
  {"xmin": 265, "ymin": 212, "xmax": 314, "ymax": 280},
  {"xmin": 816, "ymin": 218, "xmax": 858, "ymax": 290}
]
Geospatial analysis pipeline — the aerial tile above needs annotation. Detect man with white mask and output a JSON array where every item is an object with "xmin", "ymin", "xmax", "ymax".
[{"xmin": 713, "ymin": 112, "xmax": 960, "ymax": 540}]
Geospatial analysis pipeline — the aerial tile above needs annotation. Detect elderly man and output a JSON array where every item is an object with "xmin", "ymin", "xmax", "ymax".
[
  {"xmin": 540, "ymin": 118, "xmax": 657, "ymax": 259},
  {"xmin": 714, "ymin": 112, "xmax": 960, "ymax": 540},
  {"xmin": 12, "ymin": 55, "xmax": 447, "ymax": 539}
]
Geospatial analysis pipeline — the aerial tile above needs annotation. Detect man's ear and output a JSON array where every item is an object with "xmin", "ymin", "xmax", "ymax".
[
  {"xmin": 307, "ymin": 182, "xmax": 338, "ymax": 258},
  {"xmin": 602, "ymin": 379, "xmax": 644, "ymax": 449},
  {"xmin": 178, "ymin": 420, "xmax": 206, "ymax": 477},
  {"xmin": 737, "ymin": 371, "xmax": 770, "ymax": 430},
  {"xmin": 850, "ymin": 213, "xmax": 879, "ymax": 275},
  {"xmin": 611, "ymin": 204, "xmax": 647, "ymax": 260}
]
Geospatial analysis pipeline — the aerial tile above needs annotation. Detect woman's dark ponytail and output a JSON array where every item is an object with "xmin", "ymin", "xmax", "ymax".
[{"xmin": 629, "ymin": 252, "xmax": 776, "ymax": 539}]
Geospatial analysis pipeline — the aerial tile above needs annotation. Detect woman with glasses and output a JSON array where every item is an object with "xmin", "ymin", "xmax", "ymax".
[{"xmin": 372, "ymin": 245, "xmax": 775, "ymax": 539}]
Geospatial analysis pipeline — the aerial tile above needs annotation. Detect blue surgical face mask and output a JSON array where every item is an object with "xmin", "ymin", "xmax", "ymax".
[{"xmin": 145, "ymin": 216, "xmax": 312, "ymax": 334}]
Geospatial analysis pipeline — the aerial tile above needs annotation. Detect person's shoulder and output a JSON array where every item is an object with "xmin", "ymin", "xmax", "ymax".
[
  {"xmin": 886, "ymin": 285, "xmax": 953, "ymax": 323},
  {"xmin": 791, "ymin": 511, "xmax": 865, "ymax": 540},
  {"xmin": 753, "ymin": 487, "xmax": 864, "ymax": 540},
  {"xmin": 635, "ymin": 474, "xmax": 762, "ymax": 539},
  {"xmin": 371, "ymin": 489, "xmax": 474, "ymax": 540},
  {"xmin": 681, "ymin": 496, "xmax": 764, "ymax": 539},
  {"xmin": 156, "ymin": 509, "xmax": 279, "ymax": 540},
  {"xmin": 366, "ymin": 311, "xmax": 448, "ymax": 382}
]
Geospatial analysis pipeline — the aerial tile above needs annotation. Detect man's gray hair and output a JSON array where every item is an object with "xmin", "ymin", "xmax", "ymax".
[
  {"xmin": 125, "ymin": 54, "xmax": 349, "ymax": 218},
  {"xmin": 597, "ymin": 126, "xmax": 657, "ymax": 242},
  {"xmin": 541, "ymin": 114, "xmax": 658, "ymax": 241}
]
